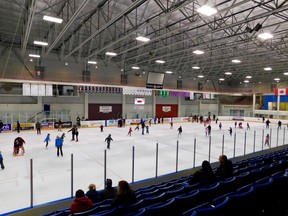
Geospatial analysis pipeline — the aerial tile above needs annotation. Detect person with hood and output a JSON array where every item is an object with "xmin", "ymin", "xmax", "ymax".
[
  {"xmin": 100, "ymin": 179, "xmax": 117, "ymax": 200},
  {"xmin": 70, "ymin": 189, "xmax": 93, "ymax": 214},
  {"xmin": 55, "ymin": 135, "xmax": 63, "ymax": 157}
]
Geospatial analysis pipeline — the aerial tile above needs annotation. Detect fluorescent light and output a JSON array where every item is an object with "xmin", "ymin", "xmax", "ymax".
[
  {"xmin": 283, "ymin": 72, "xmax": 288, "ymax": 75},
  {"xmin": 258, "ymin": 32, "xmax": 273, "ymax": 40},
  {"xmin": 198, "ymin": 75, "xmax": 204, "ymax": 78},
  {"xmin": 165, "ymin": 71, "xmax": 173, "ymax": 74},
  {"xmin": 244, "ymin": 80, "xmax": 249, "ymax": 83},
  {"xmin": 232, "ymin": 59, "xmax": 241, "ymax": 63},
  {"xmin": 197, "ymin": 5, "xmax": 217, "ymax": 16},
  {"xmin": 192, "ymin": 66, "xmax": 200, "ymax": 69},
  {"xmin": 246, "ymin": 76, "xmax": 252, "ymax": 79},
  {"xmin": 29, "ymin": 54, "xmax": 40, "ymax": 58},
  {"xmin": 132, "ymin": 66, "xmax": 140, "ymax": 70},
  {"xmin": 105, "ymin": 52, "xmax": 117, "ymax": 56},
  {"xmin": 136, "ymin": 36, "xmax": 150, "ymax": 42},
  {"xmin": 225, "ymin": 72, "xmax": 232, "ymax": 75},
  {"xmin": 264, "ymin": 67, "xmax": 272, "ymax": 71},
  {"xmin": 43, "ymin": 15, "xmax": 63, "ymax": 23},
  {"xmin": 87, "ymin": 61, "xmax": 97, "ymax": 64},
  {"xmin": 274, "ymin": 78, "xmax": 280, "ymax": 81},
  {"xmin": 193, "ymin": 50, "xmax": 204, "ymax": 55},
  {"xmin": 219, "ymin": 78, "xmax": 225, "ymax": 81},
  {"xmin": 155, "ymin": 60, "xmax": 165, "ymax": 64},
  {"xmin": 33, "ymin": 41, "xmax": 48, "ymax": 46}
]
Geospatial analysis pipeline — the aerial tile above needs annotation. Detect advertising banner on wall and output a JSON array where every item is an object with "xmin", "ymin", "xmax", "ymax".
[
  {"xmin": 54, "ymin": 121, "xmax": 73, "ymax": 128},
  {"xmin": 99, "ymin": 106, "xmax": 112, "ymax": 113},
  {"xmin": 2, "ymin": 124, "xmax": 12, "ymax": 132},
  {"xmin": 12, "ymin": 123, "xmax": 34, "ymax": 131},
  {"xmin": 41, "ymin": 122, "xmax": 54, "ymax": 129},
  {"xmin": 162, "ymin": 106, "xmax": 171, "ymax": 112}
]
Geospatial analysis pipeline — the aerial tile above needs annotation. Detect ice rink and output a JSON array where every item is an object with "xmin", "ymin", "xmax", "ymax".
[{"xmin": 0, "ymin": 120, "xmax": 286, "ymax": 214}]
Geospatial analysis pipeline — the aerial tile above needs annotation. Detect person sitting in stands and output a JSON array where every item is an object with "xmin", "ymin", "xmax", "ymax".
[
  {"xmin": 86, "ymin": 183, "xmax": 101, "ymax": 204},
  {"xmin": 215, "ymin": 155, "xmax": 233, "ymax": 178},
  {"xmin": 192, "ymin": 160, "xmax": 216, "ymax": 184},
  {"xmin": 70, "ymin": 189, "xmax": 93, "ymax": 214},
  {"xmin": 111, "ymin": 180, "xmax": 136, "ymax": 207},
  {"xmin": 100, "ymin": 178, "xmax": 117, "ymax": 200}
]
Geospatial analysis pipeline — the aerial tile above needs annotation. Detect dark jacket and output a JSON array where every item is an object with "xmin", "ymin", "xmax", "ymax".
[
  {"xmin": 100, "ymin": 187, "xmax": 117, "ymax": 200},
  {"xmin": 70, "ymin": 197, "xmax": 93, "ymax": 214},
  {"xmin": 86, "ymin": 189, "xmax": 100, "ymax": 203},
  {"xmin": 111, "ymin": 190, "xmax": 136, "ymax": 207},
  {"xmin": 215, "ymin": 160, "xmax": 233, "ymax": 178}
]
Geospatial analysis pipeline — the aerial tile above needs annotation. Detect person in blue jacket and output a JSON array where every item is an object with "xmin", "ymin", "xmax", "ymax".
[
  {"xmin": 0, "ymin": 151, "xmax": 5, "ymax": 169},
  {"xmin": 44, "ymin": 133, "xmax": 51, "ymax": 148},
  {"xmin": 55, "ymin": 135, "xmax": 63, "ymax": 156}
]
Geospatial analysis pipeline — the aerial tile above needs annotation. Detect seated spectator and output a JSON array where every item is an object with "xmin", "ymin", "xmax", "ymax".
[
  {"xmin": 100, "ymin": 178, "xmax": 117, "ymax": 200},
  {"xmin": 70, "ymin": 189, "xmax": 93, "ymax": 214},
  {"xmin": 86, "ymin": 183, "xmax": 101, "ymax": 203},
  {"xmin": 215, "ymin": 155, "xmax": 233, "ymax": 178},
  {"xmin": 192, "ymin": 160, "xmax": 216, "ymax": 184},
  {"xmin": 111, "ymin": 180, "xmax": 136, "ymax": 207}
]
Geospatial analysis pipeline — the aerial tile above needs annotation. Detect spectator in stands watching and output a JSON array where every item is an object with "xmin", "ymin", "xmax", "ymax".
[
  {"xmin": 86, "ymin": 183, "xmax": 101, "ymax": 203},
  {"xmin": 101, "ymin": 178, "xmax": 117, "ymax": 200},
  {"xmin": 215, "ymin": 154, "xmax": 233, "ymax": 178},
  {"xmin": 111, "ymin": 180, "xmax": 136, "ymax": 207},
  {"xmin": 192, "ymin": 160, "xmax": 216, "ymax": 184},
  {"xmin": 70, "ymin": 189, "xmax": 93, "ymax": 214}
]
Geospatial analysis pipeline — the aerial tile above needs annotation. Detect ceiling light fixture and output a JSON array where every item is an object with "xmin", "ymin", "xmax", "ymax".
[
  {"xmin": 155, "ymin": 60, "xmax": 165, "ymax": 64},
  {"xmin": 165, "ymin": 71, "xmax": 173, "ymax": 74},
  {"xmin": 192, "ymin": 66, "xmax": 200, "ymax": 69},
  {"xmin": 87, "ymin": 61, "xmax": 97, "ymax": 64},
  {"xmin": 105, "ymin": 52, "xmax": 117, "ymax": 56},
  {"xmin": 136, "ymin": 36, "xmax": 150, "ymax": 42},
  {"xmin": 29, "ymin": 54, "xmax": 40, "ymax": 58},
  {"xmin": 232, "ymin": 59, "xmax": 241, "ymax": 63},
  {"xmin": 246, "ymin": 76, "xmax": 252, "ymax": 79},
  {"xmin": 33, "ymin": 41, "xmax": 48, "ymax": 46},
  {"xmin": 198, "ymin": 75, "xmax": 204, "ymax": 78},
  {"xmin": 225, "ymin": 72, "xmax": 232, "ymax": 75},
  {"xmin": 274, "ymin": 78, "xmax": 280, "ymax": 81},
  {"xmin": 193, "ymin": 50, "xmax": 204, "ymax": 55},
  {"xmin": 219, "ymin": 78, "xmax": 225, "ymax": 81},
  {"xmin": 244, "ymin": 80, "xmax": 249, "ymax": 83},
  {"xmin": 258, "ymin": 32, "xmax": 273, "ymax": 40},
  {"xmin": 264, "ymin": 67, "xmax": 272, "ymax": 71},
  {"xmin": 283, "ymin": 72, "xmax": 288, "ymax": 75},
  {"xmin": 132, "ymin": 66, "xmax": 140, "ymax": 70},
  {"xmin": 43, "ymin": 15, "xmax": 63, "ymax": 23},
  {"xmin": 197, "ymin": 5, "xmax": 217, "ymax": 16}
]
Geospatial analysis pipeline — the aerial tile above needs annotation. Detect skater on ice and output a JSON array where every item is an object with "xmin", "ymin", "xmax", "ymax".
[{"xmin": 105, "ymin": 134, "xmax": 113, "ymax": 149}]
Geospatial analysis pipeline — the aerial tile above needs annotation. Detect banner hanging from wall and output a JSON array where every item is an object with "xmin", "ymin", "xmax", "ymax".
[
  {"xmin": 122, "ymin": 87, "xmax": 152, "ymax": 96},
  {"xmin": 78, "ymin": 86, "xmax": 122, "ymax": 94}
]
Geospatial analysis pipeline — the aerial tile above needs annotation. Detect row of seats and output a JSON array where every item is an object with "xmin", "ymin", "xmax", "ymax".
[{"xmin": 43, "ymin": 147, "xmax": 288, "ymax": 216}]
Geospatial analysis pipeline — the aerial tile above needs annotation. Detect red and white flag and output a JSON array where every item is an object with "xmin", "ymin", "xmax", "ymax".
[{"xmin": 274, "ymin": 88, "xmax": 288, "ymax": 95}]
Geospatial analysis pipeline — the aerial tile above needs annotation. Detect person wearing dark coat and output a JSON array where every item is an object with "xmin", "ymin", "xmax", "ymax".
[
  {"xmin": 70, "ymin": 189, "xmax": 93, "ymax": 214},
  {"xmin": 86, "ymin": 184, "xmax": 101, "ymax": 203},
  {"xmin": 68, "ymin": 125, "xmax": 77, "ymax": 141},
  {"xmin": 111, "ymin": 180, "xmax": 136, "ymax": 207},
  {"xmin": 215, "ymin": 155, "xmax": 233, "ymax": 178},
  {"xmin": 36, "ymin": 122, "xmax": 41, "ymax": 134},
  {"xmin": 16, "ymin": 121, "xmax": 20, "ymax": 133},
  {"xmin": 0, "ymin": 151, "xmax": 5, "ymax": 169},
  {"xmin": 100, "ymin": 178, "xmax": 117, "ymax": 200},
  {"xmin": 0, "ymin": 120, "xmax": 3, "ymax": 133},
  {"xmin": 193, "ymin": 160, "xmax": 216, "ymax": 183},
  {"xmin": 105, "ymin": 134, "xmax": 113, "ymax": 149}
]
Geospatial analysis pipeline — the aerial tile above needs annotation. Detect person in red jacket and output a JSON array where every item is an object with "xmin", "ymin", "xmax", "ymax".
[{"xmin": 70, "ymin": 189, "xmax": 93, "ymax": 214}]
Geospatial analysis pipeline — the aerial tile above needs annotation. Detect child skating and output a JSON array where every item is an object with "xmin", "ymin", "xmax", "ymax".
[
  {"xmin": 44, "ymin": 133, "xmax": 51, "ymax": 148},
  {"xmin": 127, "ymin": 127, "xmax": 132, "ymax": 136},
  {"xmin": 264, "ymin": 134, "xmax": 270, "ymax": 146},
  {"xmin": 105, "ymin": 134, "xmax": 113, "ymax": 149}
]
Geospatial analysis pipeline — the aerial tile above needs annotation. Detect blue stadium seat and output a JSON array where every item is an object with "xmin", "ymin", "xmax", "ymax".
[
  {"xmin": 136, "ymin": 189, "xmax": 159, "ymax": 200},
  {"xmin": 174, "ymin": 190, "xmax": 204, "ymax": 214},
  {"xmin": 181, "ymin": 202, "xmax": 210, "ymax": 216},
  {"xmin": 164, "ymin": 186, "xmax": 185, "ymax": 200},
  {"xmin": 144, "ymin": 198, "xmax": 176, "ymax": 216},
  {"xmin": 117, "ymin": 199, "xmax": 145, "ymax": 215},
  {"xmin": 90, "ymin": 207, "xmax": 118, "ymax": 216}
]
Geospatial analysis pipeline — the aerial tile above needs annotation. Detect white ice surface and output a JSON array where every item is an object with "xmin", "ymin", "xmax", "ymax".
[{"xmin": 0, "ymin": 121, "xmax": 285, "ymax": 214}]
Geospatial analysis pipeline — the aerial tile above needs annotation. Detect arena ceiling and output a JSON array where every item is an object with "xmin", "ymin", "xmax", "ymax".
[{"xmin": 1, "ymin": 0, "xmax": 288, "ymax": 85}]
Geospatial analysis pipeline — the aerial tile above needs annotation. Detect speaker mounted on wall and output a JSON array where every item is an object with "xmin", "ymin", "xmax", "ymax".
[
  {"xmin": 121, "ymin": 74, "xmax": 128, "ymax": 85},
  {"xmin": 35, "ymin": 66, "xmax": 45, "ymax": 79}
]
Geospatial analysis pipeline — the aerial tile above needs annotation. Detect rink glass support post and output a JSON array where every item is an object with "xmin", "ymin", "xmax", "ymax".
[
  {"xmin": 221, "ymin": 134, "xmax": 225, "ymax": 155},
  {"xmin": 208, "ymin": 136, "xmax": 211, "ymax": 162},
  {"xmin": 244, "ymin": 132, "xmax": 247, "ymax": 155},
  {"xmin": 30, "ymin": 158, "xmax": 33, "ymax": 208},
  {"xmin": 71, "ymin": 154, "xmax": 74, "ymax": 198},
  {"xmin": 132, "ymin": 146, "xmax": 135, "ymax": 183},
  {"xmin": 176, "ymin": 140, "xmax": 179, "ymax": 172},
  {"xmin": 270, "ymin": 128, "xmax": 272, "ymax": 148},
  {"xmin": 104, "ymin": 150, "xmax": 107, "ymax": 186},
  {"xmin": 156, "ymin": 143, "xmax": 158, "ymax": 178},
  {"xmin": 193, "ymin": 138, "xmax": 196, "ymax": 168},
  {"xmin": 262, "ymin": 129, "xmax": 264, "ymax": 151},
  {"xmin": 233, "ymin": 133, "xmax": 236, "ymax": 158},
  {"xmin": 283, "ymin": 127, "xmax": 286, "ymax": 146},
  {"xmin": 277, "ymin": 128, "xmax": 279, "ymax": 147},
  {"xmin": 253, "ymin": 130, "xmax": 256, "ymax": 153}
]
